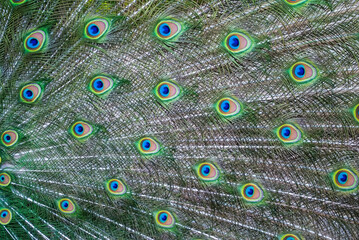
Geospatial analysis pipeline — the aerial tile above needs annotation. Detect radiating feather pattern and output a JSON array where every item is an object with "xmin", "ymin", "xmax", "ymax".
[{"xmin": 0, "ymin": 0, "xmax": 358, "ymax": 239}]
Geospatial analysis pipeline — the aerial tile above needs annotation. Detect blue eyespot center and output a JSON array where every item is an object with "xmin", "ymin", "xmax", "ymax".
[
  {"xmin": 75, "ymin": 124, "xmax": 84, "ymax": 134},
  {"xmin": 281, "ymin": 127, "xmax": 291, "ymax": 139},
  {"xmin": 0, "ymin": 176, "xmax": 4, "ymax": 182},
  {"xmin": 142, "ymin": 140, "xmax": 151, "ymax": 150},
  {"xmin": 110, "ymin": 181, "xmax": 118, "ymax": 190},
  {"xmin": 27, "ymin": 38, "xmax": 39, "ymax": 48},
  {"xmin": 295, "ymin": 65, "xmax": 305, "ymax": 78},
  {"xmin": 88, "ymin": 24, "xmax": 100, "ymax": 36},
  {"xmin": 229, "ymin": 35, "xmax": 240, "ymax": 49},
  {"xmin": 94, "ymin": 79, "xmax": 104, "ymax": 90},
  {"xmin": 23, "ymin": 89, "xmax": 33, "ymax": 99},
  {"xmin": 160, "ymin": 85, "xmax": 169, "ymax": 97},
  {"xmin": 338, "ymin": 172, "xmax": 348, "ymax": 184},
  {"xmin": 159, "ymin": 23, "xmax": 171, "ymax": 36},
  {"xmin": 4, "ymin": 134, "xmax": 11, "ymax": 143},
  {"xmin": 1, "ymin": 212, "xmax": 7, "ymax": 218},
  {"xmin": 159, "ymin": 213, "xmax": 168, "ymax": 223},
  {"xmin": 201, "ymin": 165, "xmax": 210, "ymax": 176},
  {"xmin": 61, "ymin": 201, "xmax": 69, "ymax": 209},
  {"xmin": 221, "ymin": 100, "xmax": 230, "ymax": 112},
  {"xmin": 287, "ymin": 237, "xmax": 295, "ymax": 240},
  {"xmin": 246, "ymin": 186, "xmax": 254, "ymax": 197}
]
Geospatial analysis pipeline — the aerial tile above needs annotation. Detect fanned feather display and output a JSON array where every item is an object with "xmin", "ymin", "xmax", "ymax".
[{"xmin": 0, "ymin": 0, "xmax": 359, "ymax": 239}]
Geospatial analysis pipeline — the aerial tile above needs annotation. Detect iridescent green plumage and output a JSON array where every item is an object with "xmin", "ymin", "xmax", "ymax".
[{"xmin": 0, "ymin": 0, "xmax": 359, "ymax": 239}]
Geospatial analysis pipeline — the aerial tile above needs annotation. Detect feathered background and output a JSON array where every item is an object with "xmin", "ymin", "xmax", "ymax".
[{"xmin": 0, "ymin": 0, "xmax": 358, "ymax": 239}]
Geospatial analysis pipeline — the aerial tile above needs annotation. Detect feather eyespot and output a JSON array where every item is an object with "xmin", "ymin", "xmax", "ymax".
[
  {"xmin": 70, "ymin": 121, "xmax": 94, "ymax": 141},
  {"xmin": 196, "ymin": 162, "xmax": 220, "ymax": 182},
  {"xmin": 1, "ymin": 130, "xmax": 19, "ymax": 147},
  {"xmin": 155, "ymin": 20, "xmax": 182, "ymax": 40},
  {"xmin": 352, "ymin": 104, "xmax": 359, "ymax": 123},
  {"xmin": 154, "ymin": 81, "xmax": 181, "ymax": 102},
  {"xmin": 58, "ymin": 198, "xmax": 76, "ymax": 214},
  {"xmin": 20, "ymin": 83, "xmax": 42, "ymax": 103},
  {"xmin": 289, "ymin": 61, "xmax": 318, "ymax": 83},
  {"xmin": 277, "ymin": 124, "xmax": 301, "ymax": 144},
  {"xmin": 136, "ymin": 137, "xmax": 160, "ymax": 156},
  {"xmin": 154, "ymin": 210, "xmax": 175, "ymax": 229},
  {"xmin": 224, "ymin": 32, "xmax": 253, "ymax": 55},
  {"xmin": 240, "ymin": 183, "xmax": 264, "ymax": 203},
  {"xmin": 284, "ymin": 0, "xmax": 308, "ymax": 6},
  {"xmin": 89, "ymin": 76, "xmax": 114, "ymax": 96},
  {"xmin": 279, "ymin": 233, "xmax": 303, "ymax": 240},
  {"xmin": 106, "ymin": 179, "xmax": 127, "ymax": 196},
  {"xmin": 0, "ymin": 173, "xmax": 11, "ymax": 187},
  {"xmin": 10, "ymin": 0, "xmax": 27, "ymax": 5},
  {"xmin": 215, "ymin": 97, "xmax": 242, "ymax": 119},
  {"xmin": 84, "ymin": 19, "xmax": 110, "ymax": 40},
  {"xmin": 0, "ymin": 209, "xmax": 12, "ymax": 225},
  {"xmin": 24, "ymin": 30, "xmax": 46, "ymax": 52},
  {"xmin": 332, "ymin": 168, "xmax": 358, "ymax": 191}
]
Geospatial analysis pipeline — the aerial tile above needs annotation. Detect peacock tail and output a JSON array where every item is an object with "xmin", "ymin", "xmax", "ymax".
[{"xmin": 0, "ymin": 0, "xmax": 358, "ymax": 239}]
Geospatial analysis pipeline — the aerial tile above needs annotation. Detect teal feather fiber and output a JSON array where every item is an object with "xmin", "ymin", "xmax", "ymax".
[{"xmin": 0, "ymin": 0, "xmax": 359, "ymax": 239}]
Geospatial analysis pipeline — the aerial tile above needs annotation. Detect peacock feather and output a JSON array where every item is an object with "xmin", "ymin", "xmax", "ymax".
[{"xmin": 0, "ymin": 0, "xmax": 359, "ymax": 239}]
